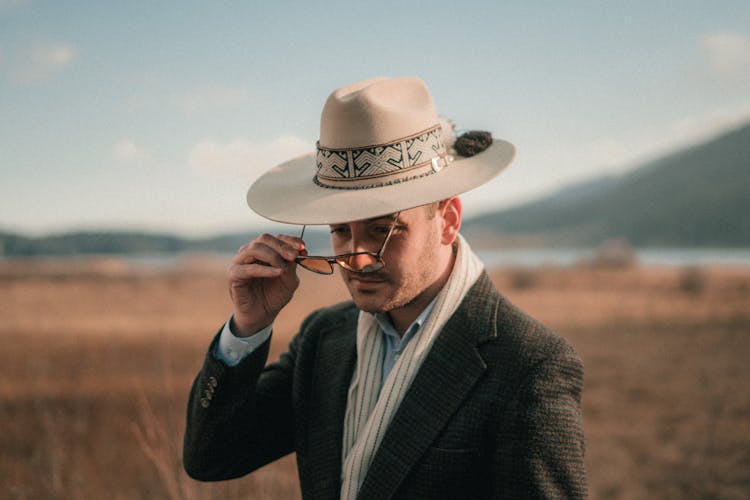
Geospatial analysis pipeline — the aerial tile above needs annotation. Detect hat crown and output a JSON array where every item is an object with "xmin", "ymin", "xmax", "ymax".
[
  {"xmin": 319, "ymin": 76, "xmax": 439, "ymax": 149},
  {"xmin": 246, "ymin": 76, "xmax": 515, "ymax": 225}
]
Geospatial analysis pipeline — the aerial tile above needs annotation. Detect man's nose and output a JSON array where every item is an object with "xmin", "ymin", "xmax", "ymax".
[
  {"xmin": 347, "ymin": 252, "xmax": 377, "ymax": 270},
  {"xmin": 349, "ymin": 230, "xmax": 376, "ymax": 253}
]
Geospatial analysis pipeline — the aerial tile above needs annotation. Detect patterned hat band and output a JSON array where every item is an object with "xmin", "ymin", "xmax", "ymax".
[{"xmin": 314, "ymin": 124, "xmax": 454, "ymax": 190}]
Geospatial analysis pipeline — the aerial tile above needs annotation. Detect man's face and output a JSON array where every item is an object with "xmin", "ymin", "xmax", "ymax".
[{"xmin": 330, "ymin": 204, "xmax": 445, "ymax": 314}]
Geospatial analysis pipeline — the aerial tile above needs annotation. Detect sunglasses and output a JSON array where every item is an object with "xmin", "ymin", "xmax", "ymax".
[{"xmin": 294, "ymin": 213, "xmax": 400, "ymax": 275}]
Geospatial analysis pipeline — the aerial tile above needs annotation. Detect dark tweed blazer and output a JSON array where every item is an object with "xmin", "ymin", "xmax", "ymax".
[{"xmin": 184, "ymin": 272, "xmax": 587, "ymax": 499}]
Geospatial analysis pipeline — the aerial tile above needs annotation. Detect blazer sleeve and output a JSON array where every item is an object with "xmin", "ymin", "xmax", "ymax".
[
  {"xmin": 493, "ymin": 343, "xmax": 587, "ymax": 499},
  {"xmin": 183, "ymin": 322, "xmax": 306, "ymax": 481}
]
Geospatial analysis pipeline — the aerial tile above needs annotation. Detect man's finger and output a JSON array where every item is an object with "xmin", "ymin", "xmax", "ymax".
[
  {"xmin": 234, "ymin": 234, "xmax": 300, "ymax": 264},
  {"xmin": 229, "ymin": 262, "xmax": 284, "ymax": 281},
  {"xmin": 277, "ymin": 234, "xmax": 306, "ymax": 252},
  {"xmin": 233, "ymin": 241, "xmax": 290, "ymax": 268}
]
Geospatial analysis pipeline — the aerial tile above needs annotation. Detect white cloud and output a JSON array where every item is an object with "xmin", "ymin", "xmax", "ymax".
[
  {"xmin": 593, "ymin": 137, "xmax": 630, "ymax": 168},
  {"xmin": 189, "ymin": 135, "xmax": 312, "ymax": 179},
  {"xmin": 4, "ymin": 41, "xmax": 76, "ymax": 83},
  {"xmin": 669, "ymin": 101, "xmax": 750, "ymax": 144},
  {"xmin": 112, "ymin": 139, "xmax": 150, "ymax": 163},
  {"xmin": 701, "ymin": 32, "xmax": 750, "ymax": 79},
  {"xmin": 173, "ymin": 84, "xmax": 252, "ymax": 113}
]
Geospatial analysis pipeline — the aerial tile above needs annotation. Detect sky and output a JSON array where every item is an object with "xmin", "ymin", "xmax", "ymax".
[{"xmin": 1, "ymin": 0, "xmax": 749, "ymax": 237}]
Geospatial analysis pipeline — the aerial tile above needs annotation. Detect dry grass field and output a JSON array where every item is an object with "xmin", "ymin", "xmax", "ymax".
[{"xmin": 1, "ymin": 256, "xmax": 749, "ymax": 499}]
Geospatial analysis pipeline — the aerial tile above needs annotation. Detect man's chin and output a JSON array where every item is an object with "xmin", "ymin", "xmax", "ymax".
[
  {"xmin": 348, "ymin": 290, "xmax": 386, "ymax": 313},
  {"xmin": 349, "ymin": 289, "xmax": 414, "ymax": 315},
  {"xmin": 342, "ymin": 275, "xmax": 400, "ymax": 313},
  {"xmin": 345, "ymin": 286, "xmax": 390, "ymax": 314}
]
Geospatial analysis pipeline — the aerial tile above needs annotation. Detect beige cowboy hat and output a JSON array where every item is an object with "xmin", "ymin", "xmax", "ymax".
[{"xmin": 247, "ymin": 76, "xmax": 515, "ymax": 225}]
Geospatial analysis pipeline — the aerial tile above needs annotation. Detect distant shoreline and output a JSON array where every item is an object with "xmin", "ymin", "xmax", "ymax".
[{"xmin": 2, "ymin": 246, "xmax": 750, "ymax": 271}]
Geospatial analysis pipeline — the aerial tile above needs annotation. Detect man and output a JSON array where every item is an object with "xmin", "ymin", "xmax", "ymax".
[{"xmin": 184, "ymin": 77, "xmax": 586, "ymax": 499}]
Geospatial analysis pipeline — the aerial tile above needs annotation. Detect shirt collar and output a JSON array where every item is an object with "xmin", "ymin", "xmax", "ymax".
[{"xmin": 373, "ymin": 295, "xmax": 439, "ymax": 343}]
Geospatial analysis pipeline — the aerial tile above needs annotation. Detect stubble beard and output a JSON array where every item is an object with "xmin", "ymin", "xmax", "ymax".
[{"xmin": 346, "ymin": 230, "xmax": 439, "ymax": 314}]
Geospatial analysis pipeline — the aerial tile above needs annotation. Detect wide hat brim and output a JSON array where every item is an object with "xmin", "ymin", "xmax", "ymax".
[{"xmin": 247, "ymin": 138, "xmax": 515, "ymax": 225}]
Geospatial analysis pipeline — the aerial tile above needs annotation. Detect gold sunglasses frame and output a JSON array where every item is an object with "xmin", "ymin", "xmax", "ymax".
[{"xmin": 294, "ymin": 213, "xmax": 400, "ymax": 275}]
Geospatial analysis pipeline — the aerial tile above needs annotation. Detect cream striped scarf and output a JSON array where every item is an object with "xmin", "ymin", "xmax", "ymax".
[{"xmin": 340, "ymin": 234, "xmax": 484, "ymax": 499}]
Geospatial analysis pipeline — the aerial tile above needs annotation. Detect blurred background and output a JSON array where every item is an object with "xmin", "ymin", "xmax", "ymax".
[{"xmin": 1, "ymin": 1, "xmax": 748, "ymax": 498}]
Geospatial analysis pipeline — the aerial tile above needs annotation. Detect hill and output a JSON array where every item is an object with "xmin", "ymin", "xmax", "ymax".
[
  {"xmin": 0, "ymin": 228, "xmax": 333, "ymax": 257},
  {"xmin": 464, "ymin": 122, "xmax": 750, "ymax": 247}
]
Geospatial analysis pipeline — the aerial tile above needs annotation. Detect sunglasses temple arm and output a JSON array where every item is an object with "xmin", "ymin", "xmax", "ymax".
[
  {"xmin": 299, "ymin": 225, "xmax": 306, "ymax": 240},
  {"xmin": 377, "ymin": 212, "xmax": 400, "ymax": 258}
]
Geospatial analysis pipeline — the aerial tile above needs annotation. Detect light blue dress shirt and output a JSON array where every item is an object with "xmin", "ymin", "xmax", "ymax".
[
  {"xmin": 372, "ymin": 299, "xmax": 436, "ymax": 387},
  {"xmin": 216, "ymin": 297, "xmax": 438, "ymax": 389}
]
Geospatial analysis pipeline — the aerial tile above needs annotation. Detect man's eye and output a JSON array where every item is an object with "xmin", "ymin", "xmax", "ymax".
[
  {"xmin": 375, "ymin": 223, "xmax": 403, "ymax": 233},
  {"xmin": 330, "ymin": 227, "xmax": 349, "ymax": 235}
]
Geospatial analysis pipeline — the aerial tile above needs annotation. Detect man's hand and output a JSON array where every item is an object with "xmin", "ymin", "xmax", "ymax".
[{"xmin": 227, "ymin": 233, "xmax": 305, "ymax": 337}]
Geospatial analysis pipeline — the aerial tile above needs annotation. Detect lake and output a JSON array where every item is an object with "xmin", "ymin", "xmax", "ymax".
[
  {"xmin": 477, "ymin": 247, "xmax": 750, "ymax": 268},
  {"xmin": 6, "ymin": 247, "xmax": 749, "ymax": 271},
  {"xmin": 117, "ymin": 247, "xmax": 750, "ymax": 270}
]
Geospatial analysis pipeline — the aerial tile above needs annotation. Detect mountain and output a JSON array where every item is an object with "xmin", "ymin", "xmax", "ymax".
[
  {"xmin": 463, "ymin": 122, "xmax": 750, "ymax": 247},
  {"xmin": 0, "ymin": 227, "xmax": 334, "ymax": 257},
  {"xmin": 0, "ymin": 231, "xmax": 185, "ymax": 256}
]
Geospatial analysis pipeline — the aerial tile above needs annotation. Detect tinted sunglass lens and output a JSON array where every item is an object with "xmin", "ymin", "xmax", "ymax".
[{"xmin": 297, "ymin": 258, "xmax": 334, "ymax": 275}]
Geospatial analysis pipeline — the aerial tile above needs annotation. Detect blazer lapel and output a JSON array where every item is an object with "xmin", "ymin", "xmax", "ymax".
[
  {"xmin": 302, "ymin": 309, "xmax": 358, "ymax": 499},
  {"xmin": 357, "ymin": 273, "xmax": 498, "ymax": 499}
]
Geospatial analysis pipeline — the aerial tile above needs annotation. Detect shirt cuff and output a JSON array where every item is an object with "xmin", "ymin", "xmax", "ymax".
[{"xmin": 215, "ymin": 317, "xmax": 273, "ymax": 367}]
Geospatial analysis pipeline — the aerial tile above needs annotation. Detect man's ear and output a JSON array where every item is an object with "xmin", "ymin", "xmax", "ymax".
[{"xmin": 439, "ymin": 197, "xmax": 462, "ymax": 245}]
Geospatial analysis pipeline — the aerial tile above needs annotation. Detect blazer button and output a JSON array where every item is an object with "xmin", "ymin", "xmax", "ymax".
[
  {"xmin": 204, "ymin": 389, "xmax": 213, "ymax": 400},
  {"xmin": 200, "ymin": 398, "xmax": 210, "ymax": 408},
  {"xmin": 208, "ymin": 376, "xmax": 218, "ymax": 387}
]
